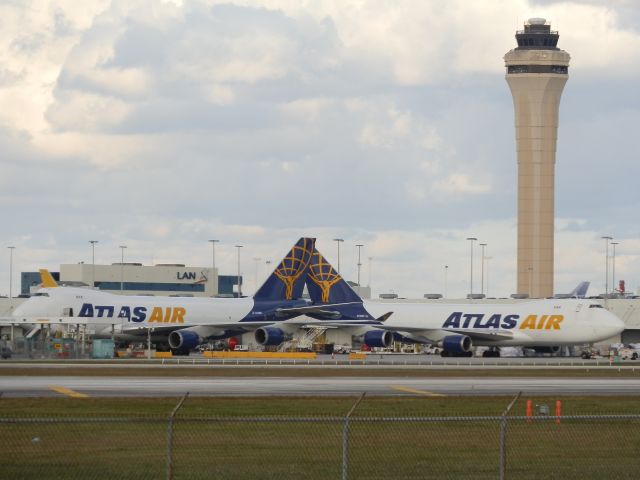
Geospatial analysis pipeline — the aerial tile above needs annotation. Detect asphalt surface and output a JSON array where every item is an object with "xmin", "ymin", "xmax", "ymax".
[
  {"xmin": 3, "ymin": 375, "xmax": 640, "ymax": 397},
  {"xmin": 2, "ymin": 353, "xmax": 638, "ymax": 397}
]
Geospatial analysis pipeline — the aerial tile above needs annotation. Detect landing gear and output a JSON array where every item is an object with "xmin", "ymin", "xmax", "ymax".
[
  {"xmin": 171, "ymin": 347, "xmax": 190, "ymax": 356},
  {"xmin": 441, "ymin": 350, "xmax": 473, "ymax": 358},
  {"xmin": 482, "ymin": 347, "xmax": 501, "ymax": 358}
]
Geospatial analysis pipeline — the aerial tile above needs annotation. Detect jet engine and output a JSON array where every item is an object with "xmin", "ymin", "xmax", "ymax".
[
  {"xmin": 254, "ymin": 327, "xmax": 292, "ymax": 346},
  {"xmin": 362, "ymin": 330, "xmax": 393, "ymax": 348},
  {"xmin": 353, "ymin": 329, "xmax": 393, "ymax": 348},
  {"xmin": 168, "ymin": 326, "xmax": 231, "ymax": 351},
  {"xmin": 440, "ymin": 335, "xmax": 473, "ymax": 354},
  {"xmin": 168, "ymin": 330, "xmax": 202, "ymax": 350}
]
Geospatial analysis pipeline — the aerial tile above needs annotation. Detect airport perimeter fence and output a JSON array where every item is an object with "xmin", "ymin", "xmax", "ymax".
[{"xmin": 2, "ymin": 410, "xmax": 640, "ymax": 479}]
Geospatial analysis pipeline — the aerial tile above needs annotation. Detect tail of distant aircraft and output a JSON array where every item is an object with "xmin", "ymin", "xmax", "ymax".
[
  {"xmin": 39, "ymin": 269, "xmax": 58, "ymax": 288},
  {"xmin": 253, "ymin": 237, "xmax": 316, "ymax": 301},
  {"xmin": 570, "ymin": 281, "xmax": 590, "ymax": 298},
  {"xmin": 554, "ymin": 281, "xmax": 590, "ymax": 299}
]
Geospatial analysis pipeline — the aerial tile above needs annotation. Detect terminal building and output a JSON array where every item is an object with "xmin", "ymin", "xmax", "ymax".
[{"xmin": 20, "ymin": 263, "xmax": 241, "ymax": 297}]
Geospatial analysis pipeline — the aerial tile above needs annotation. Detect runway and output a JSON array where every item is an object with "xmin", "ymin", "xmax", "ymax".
[{"xmin": 2, "ymin": 375, "xmax": 640, "ymax": 397}]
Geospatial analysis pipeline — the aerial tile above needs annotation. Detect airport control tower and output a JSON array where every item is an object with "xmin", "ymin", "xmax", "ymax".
[{"xmin": 504, "ymin": 18, "xmax": 570, "ymax": 298}]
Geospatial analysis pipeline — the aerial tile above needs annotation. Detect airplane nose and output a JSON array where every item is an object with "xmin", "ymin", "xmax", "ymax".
[{"xmin": 605, "ymin": 311, "xmax": 625, "ymax": 337}]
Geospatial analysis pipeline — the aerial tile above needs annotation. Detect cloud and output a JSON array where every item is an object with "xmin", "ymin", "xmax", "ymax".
[{"xmin": 0, "ymin": 0, "xmax": 639, "ymax": 298}]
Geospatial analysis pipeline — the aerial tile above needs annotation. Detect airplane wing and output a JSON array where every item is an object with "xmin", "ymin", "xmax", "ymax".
[
  {"xmin": 274, "ymin": 302, "xmax": 365, "ymax": 319},
  {"xmin": 0, "ymin": 316, "xmax": 93, "ymax": 325},
  {"xmin": 323, "ymin": 323, "xmax": 515, "ymax": 342},
  {"xmin": 443, "ymin": 328, "xmax": 515, "ymax": 341},
  {"xmin": 371, "ymin": 324, "xmax": 515, "ymax": 340},
  {"xmin": 0, "ymin": 316, "xmax": 278, "ymax": 329},
  {"xmin": 298, "ymin": 311, "xmax": 394, "ymax": 328}
]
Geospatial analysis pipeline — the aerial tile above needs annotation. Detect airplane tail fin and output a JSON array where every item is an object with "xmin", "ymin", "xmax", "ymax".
[
  {"xmin": 305, "ymin": 248, "xmax": 363, "ymax": 304},
  {"xmin": 39, "ymin": 269, "xmax": 58, "ymax": 288},
  {"xmin": 253, "ymin": 238, "xmax": 316, "ymax": 301},
  {"xmin": 570, "ymin": 281, "xmax": 590, "ymax": 298}
]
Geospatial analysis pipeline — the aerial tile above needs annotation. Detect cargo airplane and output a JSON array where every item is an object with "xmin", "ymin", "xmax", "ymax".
[
  {"xmin": 4, "ymin": 238, "xmax": 336, "ymax": 353},
  {"xmin": 300, "ymin": 249, "xmax": 624, "ymax": 357}
]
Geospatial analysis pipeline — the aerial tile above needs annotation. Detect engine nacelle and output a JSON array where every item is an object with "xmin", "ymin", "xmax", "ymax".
[
  {"xmin": 168, "ymin": 330, "xmax": 201, "ymax": 350},
  {"xmin": 363, "ymin": 330, "xmax": 393, "ymax": 348},
  {"xmin": 254, "ymin": 327, "xmax": 291, "ymax": 346},
  {"xmin": 531, "ymin": 346, "xmax": 561, "ymax": 355},
  {"xmin": 441, "ymin": 335, "xmax": 472, "ymax": 354}
]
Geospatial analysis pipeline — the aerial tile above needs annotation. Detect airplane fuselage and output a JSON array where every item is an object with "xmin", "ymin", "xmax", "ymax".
[
  {"xmin": 12, "ymin": 287, "xmax": 306, "ymax": 340},
  {"xmin": 360, "ymin": 298, "xmax": 623, "ymax": 346}
]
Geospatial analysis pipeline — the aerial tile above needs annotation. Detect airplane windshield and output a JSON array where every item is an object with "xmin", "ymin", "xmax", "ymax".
[
  {"xmin": 588, "ymin": 304, "xmax": 603, "ymax": 308},
  {"xmin": 32, "ymin": 292, "xmax": 50, "ymax": 297}
]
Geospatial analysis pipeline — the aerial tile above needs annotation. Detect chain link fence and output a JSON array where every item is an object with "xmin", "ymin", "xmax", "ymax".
[{"xmin": 1, "ymin": 402, "xmax": 640, "ymax": 479}]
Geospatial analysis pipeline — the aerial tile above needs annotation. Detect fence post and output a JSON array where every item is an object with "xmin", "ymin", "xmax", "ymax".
[
  {"xmin": 166, "ymin": 393, "xmax": 189, "ymax": 480},
  {"xmin": 499, "ymin": 392, "xmax": 521, "ymax": 480},
  {"xmin": 499, "ymin": 417, "xmax": 507, "ymax": 480},
  {"xmin": 342, "ymin": 393, "xmax": 366, "ymax": 480}
]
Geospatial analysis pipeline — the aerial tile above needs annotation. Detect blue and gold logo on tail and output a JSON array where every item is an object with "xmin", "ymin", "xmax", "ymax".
[
  {"xmin": 254, "ymin": 237, "xmax": 315, "ymax": 301},
  {"xmin": 273, "ymin": 238, "xmax": 315, "ymax": 299},
  {"xmin": 307, "ymin": 251, "xmax": 342, "ymax": 303}
]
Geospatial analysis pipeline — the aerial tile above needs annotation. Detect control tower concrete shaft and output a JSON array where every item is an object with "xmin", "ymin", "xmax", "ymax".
[{"xmin": 504, "ymin": 18, "xmax": 570, "ymax": 298}]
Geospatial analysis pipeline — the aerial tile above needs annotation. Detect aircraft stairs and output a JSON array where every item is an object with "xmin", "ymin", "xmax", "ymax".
[
  {"xmin": 278, "ymin": 327, "xmax": 327, "ymax": 352},
  {"xmin": 25, "ymin": 324, "xmax": 42, "ymax": 340}
]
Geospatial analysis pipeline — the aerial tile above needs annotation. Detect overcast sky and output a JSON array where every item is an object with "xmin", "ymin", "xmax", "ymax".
[{"xmin": 1, "ymin": 0, "xmax": 639, "ymax": 299}]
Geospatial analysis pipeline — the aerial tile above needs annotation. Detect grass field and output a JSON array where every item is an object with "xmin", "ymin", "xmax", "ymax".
[{"xmin": 2, "ymin": 396, "xmax": 640, "ymax": 479}]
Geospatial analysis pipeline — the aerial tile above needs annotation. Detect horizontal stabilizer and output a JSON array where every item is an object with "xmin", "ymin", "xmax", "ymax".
[
  {"xmin": 274, "ymin": 302, "xmax": 364, "ymax": 319},
  {"xmin": 39, "ymin": 269, "xmax": 58, "ymax": 288},
  {"xmin": 376, "ymin": 312, "xmax": 394, "ymax": 322}
]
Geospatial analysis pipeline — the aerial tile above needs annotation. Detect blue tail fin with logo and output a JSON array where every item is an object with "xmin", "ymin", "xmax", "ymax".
[
  {"xmin": 305, "ymin": 248, "xmax": 364, "ymax": 304},
  {"xmin": 253, "ymin": 238, "xmax": 316, "ymax": 301}
]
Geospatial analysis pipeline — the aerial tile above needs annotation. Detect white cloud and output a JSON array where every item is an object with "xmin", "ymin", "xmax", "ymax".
[
  {"xmin": 433, "ymin": 173, "xmax": 492, "ymax": 195},
  {"xmin": 0, "ymin": 0, "xmax": 639, "ymax": 299}
]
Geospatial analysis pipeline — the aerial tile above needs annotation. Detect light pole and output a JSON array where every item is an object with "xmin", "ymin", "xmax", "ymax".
[
  {"xmin": 89, "ymin": 240, "xmax": 98, "ymax": 288},
  {"xmin": 119, "ymin": 245, "xmax": 127, "ymax": 293},
  {"xmin": 333, "ymin": 238, "xmax": 344, "ymax": 274},
  {"xmin": 466, "ymin": 237, "xmax": 477, "ymax": 296},
  {"xmin": 611, "ymin": 242, "xmax": 619, "ymax": 295},
  {"xmin": 253, "ymin": 257, "xmax": 261, "ymax": 294},
  {"xmin": 8, "ymin": 246, "xmax": 15, "ymax": 307},
  {"xmin": 235, "ymin": 245, "xmax": 243, "ymax": 297},
  {"xmin": 444, "ymin": 265, "xmax": 448, "ymax": 298},
  {"xmin": 208, "ymin": 239, "xmax": 219, "ymax": 270},
  {"xmin": 485, "ymin": 256, "xmax": 493, "ymax": 297},
  {"xmin": 602, "ymin": 236, "xmax": 612, "ymax": 297},
  {"xmin": 356, "ymin": 244, "xmax": 364, "ymax": 286},
  {"xmin": 208, "ymin": 239, "xmax": 219, "ymax": 295},
  {"xmin": 479, "ymin": 243, "xmax": 487, "ymax": 296}
]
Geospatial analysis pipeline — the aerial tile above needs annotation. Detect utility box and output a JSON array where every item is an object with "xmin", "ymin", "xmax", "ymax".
[
  {"xmin": 47, "ymin": 338, "xmax": 76, "ymax": 359},
  {"xmin": 92, "ymin": 339, "xmax": 115, "ymax": 359}
]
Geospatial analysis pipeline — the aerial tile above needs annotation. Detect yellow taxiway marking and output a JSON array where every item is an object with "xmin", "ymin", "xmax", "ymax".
[
  {"xmin": 391, "ymin": 386, "xmax": 446, "ymax": 397},
  {"xmin": 49, "ymin": 386, "xmax": 89, "ymax": 398}
]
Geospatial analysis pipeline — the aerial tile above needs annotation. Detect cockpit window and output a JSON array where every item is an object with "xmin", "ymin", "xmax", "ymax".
[
  {"xmin": 32, "ymin": 292, "xmax": 50, "ymax": 297},
  {"xmin": 588, "ymin": 304, "xmax": 603, "ymax": 308}
]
